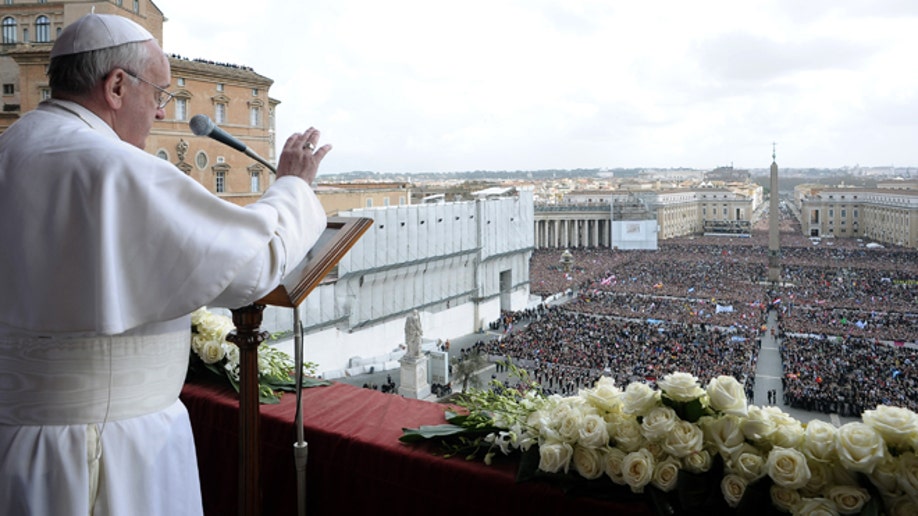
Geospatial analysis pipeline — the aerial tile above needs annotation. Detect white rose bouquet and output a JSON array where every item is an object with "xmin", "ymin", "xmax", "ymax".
[
  {"xmin": 402, "ymin": 368, "xmax": 912, "ymax": 516},
  {"xmin": 188, "ymin": 307, "xmax": 326, "ymax": 404}
]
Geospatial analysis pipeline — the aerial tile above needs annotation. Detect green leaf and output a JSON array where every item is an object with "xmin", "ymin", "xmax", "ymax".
[
  {"xmin": 682, "ymin": 398, "xmax": 706, "ymax": 423},
  {"xmin": 399, "ymin": 424, "xmax": 469, "ymax": 443}
]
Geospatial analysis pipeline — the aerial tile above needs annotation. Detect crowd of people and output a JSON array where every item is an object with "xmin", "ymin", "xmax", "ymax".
[
  {"xmin": 519, "ymin": 204, "xmax": 917, "ymax": 416},
  {"xmin": 780, "ymin": 334, "xmax": 918, "ymax": 416},
  {"xmin": 480, "ymin": 306, "xmax": 760, "ymax": 397}
]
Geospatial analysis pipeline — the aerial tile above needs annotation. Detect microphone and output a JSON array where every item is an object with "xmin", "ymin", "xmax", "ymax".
[{"xmin": 189, "ymin": 114, "xmax": 277, "ymax": 173}]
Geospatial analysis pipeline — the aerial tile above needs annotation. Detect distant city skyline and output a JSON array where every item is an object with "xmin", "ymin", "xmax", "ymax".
[{"xmin": 157, "ymin": 0, "xmax": 918, "ymax": 174}]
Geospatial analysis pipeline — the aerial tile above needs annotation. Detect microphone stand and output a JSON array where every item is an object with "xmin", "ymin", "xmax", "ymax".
[{"xmin": 292, "ymin": 307, "xmax": 308, "ymax": 516}]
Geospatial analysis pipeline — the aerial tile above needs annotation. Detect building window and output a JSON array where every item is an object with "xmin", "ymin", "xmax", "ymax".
[
  {"xmin": 841, "ymin": 209, "xmax": 846, "ymax": 218},
  {"xmin": 250, "ymin": 171, "xmax": 260, "ymax": 193},
  {"xmin": 365, "ymin": 198, "xmax": 373, "ymax": 208},
  {"xmin": 252, "ymin": 88, "xmax": 258, "ymax": 96},
  {"xmin": 829, "ymin": 209, "xmax": 834, "ymax": 217},
  {"xmin": 216, "ymin": 83, "xmax": 224, "ymax": 92},
  {"xmin": 215, "ymin": 171, "xmax": 225, "ymax": 193},
  {"xmin": 195, "ymin": 151, "xmax": 208, "ymax": 170},
  {"xmin": 249, "ymin": 107, "xmax": 261, "ymax": 127},
  {"xmin": 174, "ymin": 98, "xmax": 187, "ymax": 120},
  {"xmin": 156, "ymin": 149, "xmax": 168, "ymax": 160},
  {"xmin": 215, "ymin": 103, "xmax": 226, "ymax": 124},
  {"xmin": 384, "ymin": 197, "xmax": 390, "ymax": 206},
  {"xmin": 399, "ymin": 196, "xmax": 406, "ymax": 205},
  {"xmin": 2, "ymin": 83, "xmax": 13, "ymax": 95},
  {"xmin": 3, "ymin": 0, "xmax": 11, "ymax": 5},
  {"xmin": 22, "ymin": 27, "xmax": 27, "ymax": 43},
  {"xmin": 2, "ymin": 17, "xmax": 16, "ymax": 44},
  {"xmin": 35, "ymin": 15, "xmax": 49, "ymax": 42},
  {"xmin": 177, "ymin": 77, "xmax": 185, "ymax": 87},
  {"xmin": 40, "ymin": 88, "xmax": 50, "ymax": 100},
  {"xmin": 133, "ymin": 0, "xmax": 139, "ymax": 13}
]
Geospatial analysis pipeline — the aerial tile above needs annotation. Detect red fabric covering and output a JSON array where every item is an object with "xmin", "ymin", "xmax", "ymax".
[{"xmin": 181, "ymin": 379, "xmax": 654, "ymax": 516}]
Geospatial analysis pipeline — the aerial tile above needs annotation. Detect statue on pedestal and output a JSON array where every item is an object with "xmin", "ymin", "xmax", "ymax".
[
  {"xmin": 400, "ymin": 310, "xmax": 430, "ymax": 399},
  {"xmin": 404, "ymin": 309, "xmax": 423, "ymax": 358}
]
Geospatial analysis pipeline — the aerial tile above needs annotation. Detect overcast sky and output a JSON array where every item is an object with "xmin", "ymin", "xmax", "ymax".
[{"xmin": 155, "ymin": 0, "xmax": 918, "ymax": 175}]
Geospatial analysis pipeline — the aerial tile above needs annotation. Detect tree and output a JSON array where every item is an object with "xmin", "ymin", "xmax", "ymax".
[{"xmin": 451, "ymin": 350, "xmax": 489, "ymax": 392}]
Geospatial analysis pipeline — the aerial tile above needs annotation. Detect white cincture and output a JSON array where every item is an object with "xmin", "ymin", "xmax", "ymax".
[{"xmin": 0, "ymin": 330, "xmax": 188, "ymax": 425}]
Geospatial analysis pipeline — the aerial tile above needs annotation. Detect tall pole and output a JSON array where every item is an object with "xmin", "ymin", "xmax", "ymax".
[{"xmin": 767, "ymin": 143, "xmax": 781, "ymax": 285}]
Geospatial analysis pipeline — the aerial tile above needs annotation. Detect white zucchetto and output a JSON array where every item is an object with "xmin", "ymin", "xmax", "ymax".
[{"xmin": 50, "ymin": 13, "xmax": 154, "ymax": 58}]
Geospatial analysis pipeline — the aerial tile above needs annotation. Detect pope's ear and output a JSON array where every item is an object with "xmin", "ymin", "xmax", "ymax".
[{"xmin": 102, "ymin": 68, "xmax": 129, "ymax": 110}]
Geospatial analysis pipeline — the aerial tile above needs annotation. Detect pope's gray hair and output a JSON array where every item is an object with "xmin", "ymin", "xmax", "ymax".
[{"xmin": 48, "ymin": 40, "xmax": 154, "ymax": 96}]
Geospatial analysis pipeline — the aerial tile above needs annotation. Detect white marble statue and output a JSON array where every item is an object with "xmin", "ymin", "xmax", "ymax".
[{"xmin": 404, "ymin": 309, "xmax": 423, "ymax": 358}]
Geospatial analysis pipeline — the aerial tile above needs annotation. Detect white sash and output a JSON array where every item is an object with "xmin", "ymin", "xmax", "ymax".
[{"xmin": 0, "ymin": 330, "xmax": 188, "ymax": 425}]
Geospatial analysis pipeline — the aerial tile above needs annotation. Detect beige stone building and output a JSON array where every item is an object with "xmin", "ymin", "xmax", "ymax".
[
  {"xmin": 795, "ymin": 185, "xmax": 918, "ymax": 248},
  {"xmin": 315, "ymin": 182, "xmax": 412, "ymax": 216},
  {"xmin": 537, "ymin": 182, "xmax": 761, "ymax": 248},
  {"xmin": 1, "ymin": 0, "xmax": 277, "ymax": 206}
]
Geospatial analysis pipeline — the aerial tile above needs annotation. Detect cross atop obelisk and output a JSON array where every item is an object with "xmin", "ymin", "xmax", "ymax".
[{"xmin": 767, "ymin": 143, "xmax": 781, "ymax": 284}]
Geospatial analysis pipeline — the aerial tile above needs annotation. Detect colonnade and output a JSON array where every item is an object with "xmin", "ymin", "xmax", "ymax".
[{"xmin": 534, "ymin": 217, "xmax": 611, "ymax": 249}]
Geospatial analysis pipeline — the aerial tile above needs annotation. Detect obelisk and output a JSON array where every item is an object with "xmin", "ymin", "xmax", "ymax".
[{"xmin": 767, "ymin": 143, "xmax": 781, "ymax": 285}]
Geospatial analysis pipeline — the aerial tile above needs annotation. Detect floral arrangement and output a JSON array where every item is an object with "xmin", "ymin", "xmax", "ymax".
[
  {"xmin": 402, "ymin": 369, "xmax": 918, "ymax": 515},
  {"xmin": 189, "ymin": 307, "xmax": 327, "ymax": 403}
]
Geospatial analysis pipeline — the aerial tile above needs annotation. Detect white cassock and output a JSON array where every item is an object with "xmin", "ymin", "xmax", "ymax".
[{"xmin": 0, "ymin": 100, "xmax": 327, "ymax": 515}]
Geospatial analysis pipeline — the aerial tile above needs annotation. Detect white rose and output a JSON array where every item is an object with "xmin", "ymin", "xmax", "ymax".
[
  {"xmin": 800, "ymin": 459, "xmax": 830, "ymax": 497},
  {"xmin": 538, "ymin": 440, "xmax": 573, "ymax": 474},
  {"xmin": 825, "ymin": 485, "xmax": 869, "ymax": 515},
  {"xmin": 868, "ymin": 454, "xmax": 899, "ymax": 496},
  {"xmin": 641, "ymin": 406, "xmax": 678, "ymax": 442},
  {"xmin": 603, "ymin": 446, "xmax": 628, "ymax": 485},
  {"xmin": 661, "ymin": 420, "xmax": 703, "ymax": 458},
  {"xmin": 581, "ymin": 376, "xmax": 623, "ymax": 413},
  {"xmin": 862, "ymin": 405, "xmax": 918, "ymax": 450},
  {"xmin": 836, "ymin": 422, "xmax": 885, "ymax": 474},
  {"xmin": 704, "ymin": 414, "xmax": 746, "ymax": 457},
  {"xmin": 527, "ymin": 409, "xmax": 554, "ymax": 439},
  {"xmin": 645, "ymin": 440, "xmax": 667, "ymax": 462},
  {"xmin": 621, "ymin": 382, "xmax": 660, "ymax": 416},
  {"xmin": 610, "ymin": 416, "xmax": 646, "ymax": 453},
  {"xmin": 190, "ymin": 306, "xmax": 209, "ymax": 326},
  {"xmin": 682, "ymin": 449, "xmax": 712, "ymax": 474},
  {"xmin": 730, "ymin": 444, "xmax": 766, "ymax": 482},
  {"xmin": 766, "ymin": 447, "xmax": 811, "ymax": 489},
  {"xmin": 578, "ymin": 413, "xmax": 610, "ymax": 449},
  {"xmin": 771, "ymin": 417, "xmax": 805, "ymax": 449},
  {"xmin": 651, "ymin": 456, "xmax": 681, "ymax": 492},
  {"xmin": 888, "ymin": 495, "xmax": 918, "ymax": 516},
  {"xmin": 622, "ymin": 448, "xmax": 655, "ymax": 493},
  {"xmin": 572, "ymin": 444, "xmax": 604, "ymax": 480},
  {"xmin": 770, "ymin": 485, "xmax": 802, "ymax": 513},
  {"xmin": 721, "ymin": 473, "xmax": 747, "ymax": 508},
  {"xmin": 657, "ymin": 372, "xmax": 705, "ymax": 402},
  {"xmin": 897, "ymin": 451, "xmax": 918, "ymax": 497},
  {"xmin": 200, "ymin": 340, "xmax": 226, "ymax": 364},
  {"xmin": 742, "ymin": 405, "xmax": 777, "ymax": 442},
  {"xmin": 803, "ymin": 419, "xmax": 838, "ymax": 462},
  {"xmin": 554, "ymin": 402, "xmax": 586, "ymax": 444},
  {"xmin": 794, "ymin": 497, "xmax": 840, "ymax": 516},
  {"xmin": 706, "ymin": 375, "xmax": 748, "ymax": 416}
]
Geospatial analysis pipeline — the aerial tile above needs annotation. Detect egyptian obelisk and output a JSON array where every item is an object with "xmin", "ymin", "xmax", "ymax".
[{"xmin": 767, "ymin": 143, "xmax": 781, "ymax": 285}]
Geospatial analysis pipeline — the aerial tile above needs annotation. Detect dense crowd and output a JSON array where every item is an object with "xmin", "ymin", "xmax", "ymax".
[
  {"xmin": 780, "ymin": 334, "xmax": 918, "ymax": 415},
  {"xmin": 522, "ymin": 206, "xmax": 917, "ymax": 414},
  {"xmin": 481, "ymin": 306, "xmax": 760, "ymax": 397}
]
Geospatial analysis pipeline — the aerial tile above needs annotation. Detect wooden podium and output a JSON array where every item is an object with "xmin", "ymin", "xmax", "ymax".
[{"xmin": 227, "ymin": 216, "xmax": 372, "ymax": 516}]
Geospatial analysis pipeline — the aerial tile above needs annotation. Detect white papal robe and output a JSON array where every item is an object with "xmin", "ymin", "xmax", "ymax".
[{"xmin": 0, "ymin": 99, "xmax": 327, "ymax": 515}]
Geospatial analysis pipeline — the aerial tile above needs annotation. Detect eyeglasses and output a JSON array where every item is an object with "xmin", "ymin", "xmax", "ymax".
[{"xmin": 122, "ymin": 69, "xmax": 176, "ymax": 110}]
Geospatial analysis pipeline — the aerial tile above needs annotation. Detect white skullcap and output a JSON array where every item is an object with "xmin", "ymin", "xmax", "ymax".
[{"xmin": 50, "ymin": 13, "xmax": 154, "ymax": 58}]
